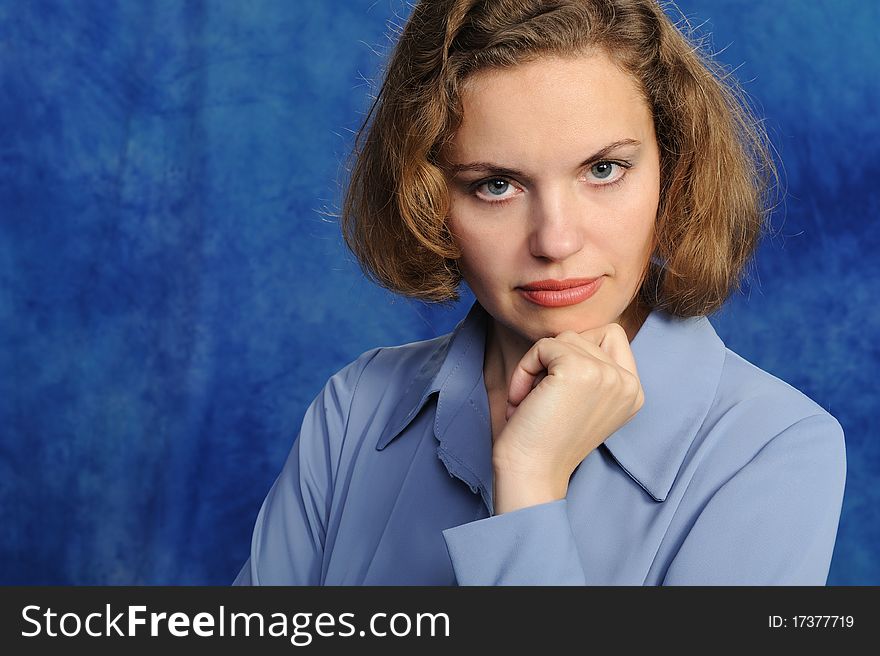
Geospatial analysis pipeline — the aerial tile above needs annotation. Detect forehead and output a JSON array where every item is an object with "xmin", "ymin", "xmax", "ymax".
[{"xmin": 450, "ymin": 52, "xmax": 653, "ymax": 161}]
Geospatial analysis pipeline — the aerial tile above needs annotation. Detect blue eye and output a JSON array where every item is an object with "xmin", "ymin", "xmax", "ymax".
[
  {"xmin": 471, "ymin": 178, "xmax": 518, "ymax": 204},
  {"xmin": 591, "ymin": 162, "xmax": 615, "ymax": 179},
  {"xmin": 586, "ymin": 160, "xmax": 631, "ymax": 187},
  {"xmin": 467, "ymin": 159, "xmax": 630, "ymax": 207},
  {"xmin": 485, "ymin": 179, "xmax": 510, "ymax": 196}
]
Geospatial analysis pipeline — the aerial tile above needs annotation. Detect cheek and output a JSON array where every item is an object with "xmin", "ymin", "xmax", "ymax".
[
  {"xmin": 458, "ymin": 236, "xmax": 502, "ymax": 279},
  {"xmin": 617, "ymin": 176, "xmax": 659, "ymax": 242},
  {"xmin": 447, "ymin": 214, "xmax": 477, "ymax": 272},
  {"xmin": 602, "ymin": 198, "xmax": 654, "ymax": 238},
  {"xmin": 448, "ymin": 215, "xmax": 516, "ymax": 281},
  {"xmin": 449, "ymin": 211, "xmax": 497, "ymax": 258},
  {"xmin": 601, "ymin": 194, "xmax": 657, "ymax": 269}
]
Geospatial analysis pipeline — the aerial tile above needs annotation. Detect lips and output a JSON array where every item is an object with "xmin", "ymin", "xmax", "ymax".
[
  {"xmin": 519, "ymin": 277, "xmax": 601, "ymax": 291},
  {"xmin": 518, "ymin": 276, "xmax": 605, "ymax": 308}
]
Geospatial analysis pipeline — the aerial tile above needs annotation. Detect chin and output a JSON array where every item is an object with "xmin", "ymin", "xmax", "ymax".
[{"xmin": 521, "ymin": 310, "xmax": 604, "ymax": 340}]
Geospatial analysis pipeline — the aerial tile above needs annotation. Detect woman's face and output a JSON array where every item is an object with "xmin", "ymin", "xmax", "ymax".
[{"xmin": 442, "ymin": 51, "xmax": 660, "ymax": 343}]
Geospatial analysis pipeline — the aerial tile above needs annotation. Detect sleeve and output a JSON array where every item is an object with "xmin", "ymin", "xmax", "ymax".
[
  {"xmin": 662, "ymin": 413, "xmax": 847, "ymax": 585},
  {"xmin": 441, "ymin": 499, "xmax": 587, "ymax": 585},
  {"xmin": 231, "ymin": 348, "xmax": 380, "ymax": 586}
]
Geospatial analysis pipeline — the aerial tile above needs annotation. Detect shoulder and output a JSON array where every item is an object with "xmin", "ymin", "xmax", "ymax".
[
  {"xmin": 343, "ymin": 332, "xmax": 452, "ymax": 387},
  {"xmin": 324, "ymin": 332, "xmax": 453, "ymax": 412},
  {"xmin": 701, "ymin": 343, "xmax": 846, "ymax": 475},
  {"xmin": 358, "ymin": 333, "xmax": 453, "ymax": 384},
  {"xmin": 716, "ymin": 345, "xmax": 841, "ymax": 428},
  {"xmin": 296, "ymin": 332, "xmax": 453, "ymax": 465}
]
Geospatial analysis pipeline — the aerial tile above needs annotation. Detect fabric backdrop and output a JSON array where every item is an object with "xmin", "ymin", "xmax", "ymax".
[{"xmin": 1, "ymin": 0, "xmax": 877, "ymax": 584}]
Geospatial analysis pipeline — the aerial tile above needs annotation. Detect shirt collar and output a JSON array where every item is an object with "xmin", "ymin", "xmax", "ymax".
[{"xmin": 375, "ymin": 297, "xmax": 726, "ymax": 503}]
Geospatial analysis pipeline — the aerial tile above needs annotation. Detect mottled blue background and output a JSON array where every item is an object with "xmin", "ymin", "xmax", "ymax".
[{"xmin": 1, "ymin": 0, "xmax": 876, "ymax": 584}]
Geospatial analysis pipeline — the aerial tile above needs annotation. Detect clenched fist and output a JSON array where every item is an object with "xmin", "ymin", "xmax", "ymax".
[{"xmin": 492, "ymin": 322, "xmax": 645, "ymax": 514}]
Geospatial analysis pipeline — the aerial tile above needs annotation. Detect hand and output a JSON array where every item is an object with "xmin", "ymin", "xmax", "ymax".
[{"xmin": 492, "ymin": 322, "xmax": 645, "ymax": 512}]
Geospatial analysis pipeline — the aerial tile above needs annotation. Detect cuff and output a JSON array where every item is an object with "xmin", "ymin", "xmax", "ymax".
[{"xmin": 441, "ymin": 499, "xmax": 586, "ymax": 585}]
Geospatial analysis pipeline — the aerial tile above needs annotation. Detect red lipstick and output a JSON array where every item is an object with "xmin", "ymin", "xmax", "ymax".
[{"xmin": 518, "ymin": 277, "xmax": 604, "ymax": 307}]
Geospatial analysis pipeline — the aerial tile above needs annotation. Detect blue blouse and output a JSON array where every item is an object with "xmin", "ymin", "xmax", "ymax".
[{"xmin": 233, "ymin": 299, "xmax": 846, "ymax": 585}]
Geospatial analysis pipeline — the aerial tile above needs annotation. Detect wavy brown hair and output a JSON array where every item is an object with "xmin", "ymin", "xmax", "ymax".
[{"xmin": 339, "ymin": 0, "xmax": 777, "ymax": 316}]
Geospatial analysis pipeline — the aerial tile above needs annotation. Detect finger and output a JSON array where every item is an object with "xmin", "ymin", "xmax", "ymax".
[
  {"xmin": 530, "ymin": 370, "xmax": 547, "ymax": 390},
  {"xmin": 558, "ymin": 326, "xmax": 644, "ymax": 414},
  {"xmin": 576, "ymin": 323, "xmax": 639, "ymax": 378},
  {"xmin": 506, "ymin": 337, "xmax": 571, "ymax": 408},
  {"xmin": 553, "ymin": 329, "xmax": 615, "ymax": 366}
]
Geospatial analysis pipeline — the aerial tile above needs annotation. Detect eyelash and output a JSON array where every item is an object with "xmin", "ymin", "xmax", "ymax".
[{"xmin": 468, "ymin": 160, "xmax": 632, "ymax": 207}]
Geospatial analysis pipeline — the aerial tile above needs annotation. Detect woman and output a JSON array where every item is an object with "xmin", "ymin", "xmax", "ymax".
[{"xmin": 233, "ymin": 0, "xmax": 846, "ymax": 585}]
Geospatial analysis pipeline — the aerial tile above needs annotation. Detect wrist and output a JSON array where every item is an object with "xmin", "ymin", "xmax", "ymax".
[{"xmin": 492, "ymin": 468, "xmax": 568, "ymax": 515}]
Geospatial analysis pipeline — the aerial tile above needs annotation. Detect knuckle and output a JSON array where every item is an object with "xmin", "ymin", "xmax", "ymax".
[
  {"xmin": 622, "ymin": 372, "xmax": 640, "ymax": 394},
  {"xmin": 535, "ymin": 337, "xmax": 553, "ymax": 348},
  {"xmin": 633, "ymin": 389, "xmax": 646, "ymax": 412},
  {"xmin": 609, "ymin": 322, "xmax": 628, "ymax": 338},
  {"xmin": 629, "ymin": 376, "xmax": 646, "ymax": 406},
  {"xmin": 578, "ymin": 363, "xmax": 602, "ymax": 384},
  {"xmin": 596, "ymin": 365, "xmax": 618, "ymax": 386}
]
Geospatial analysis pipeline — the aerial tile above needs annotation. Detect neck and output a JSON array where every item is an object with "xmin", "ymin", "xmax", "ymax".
[{"xmin": 483, "ymin": 298, "xmax": 650, "ymax": 396}]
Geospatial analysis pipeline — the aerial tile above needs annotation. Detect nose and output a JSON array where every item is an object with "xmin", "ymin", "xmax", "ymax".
[{"xmin": 528, "ymin": 186, "xmax": 585, "ymax": 261}]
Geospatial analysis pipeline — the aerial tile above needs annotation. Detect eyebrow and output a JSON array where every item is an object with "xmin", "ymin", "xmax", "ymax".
[{"xmin": 445, "ymin": 138, "xmax": 642, "ymax": 180}]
